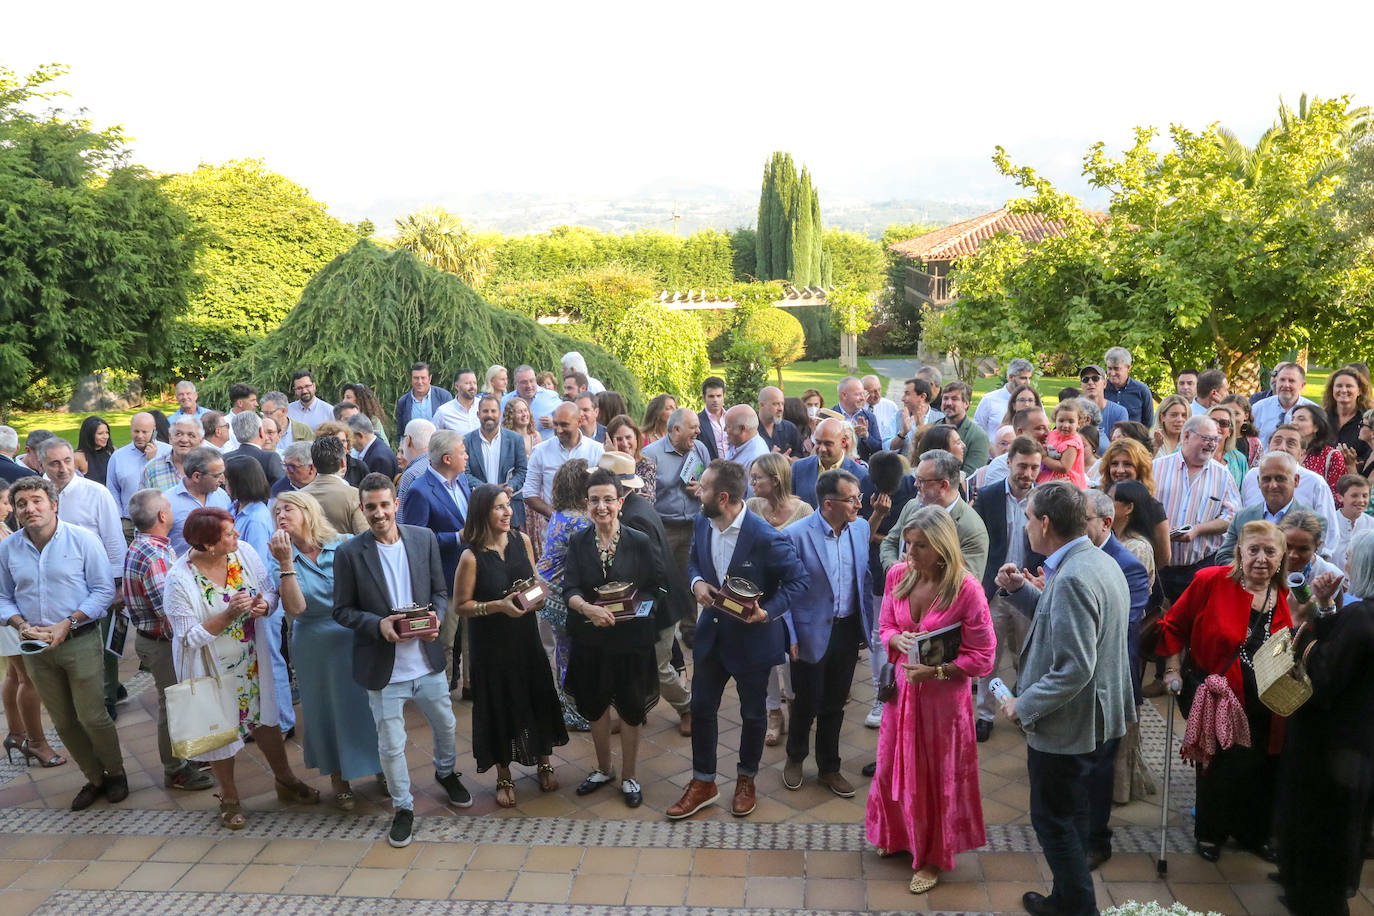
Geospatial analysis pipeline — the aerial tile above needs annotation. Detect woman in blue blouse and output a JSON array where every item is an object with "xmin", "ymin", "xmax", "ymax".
[
  {"xmin": 268, "ymin": 492, "xmax": 380, "ymax": 809},
  {"xmin": 536, "ymin": 459, "xmax": 592, "ymax": 731}
]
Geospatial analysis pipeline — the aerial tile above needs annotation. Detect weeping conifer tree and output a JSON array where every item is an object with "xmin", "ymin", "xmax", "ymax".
[
  {"xmin": 754, "ymin": 152, "xmax": 824, "ymax": 286},
  {"xmin": 200, "ymin": 240, "xmax": 642, "ymax": 412}
]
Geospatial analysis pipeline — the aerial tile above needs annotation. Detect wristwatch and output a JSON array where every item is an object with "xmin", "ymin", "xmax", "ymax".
[
  {"xmin": 64, "ymin": 614, "xmax": 80, "ymax": 629},
  {"xmin": 1314, "ymin": 605, "xmax": 1337, "ymax": 618}
]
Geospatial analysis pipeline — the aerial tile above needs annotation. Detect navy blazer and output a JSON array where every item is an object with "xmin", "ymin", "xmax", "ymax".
[
  {"xmin": 358, "ymin": 436, "xmax": 398, "ymax": 479},
  {"xmin": 1100, "ymin": 534, "xmax": 1150, "ymax": 625},
  {"xmin": 791, "ymin": 456, "xmax": 872, "ymax": 508},
  {"xmin": 838, "ymin": 406, "xmax": 883, "ymax": 460},
  {"xmin": 222, "ymin": 442, "xmax": 285, "ymax": 485},
  {"xmin": 394, "ymin": 386, "xmax": 454, "ymax": 434},
  {"xmin": 783, "ymin": 512, "xmax": 875, "ymax": 664},
  {"xmin": 697, "ymin": 410, "xmax": 721, "ymax": 461},
  {"xmin": 397, "ymin": 467, "xmax": 471, "ymax": 588},
  {"xmin": 462, "ymin": 428, "xmax": 528, "ymax": 527},
  {"xmin": 0, "ymin": 453, "xmax": 33, "ymax": 483},
  {"xmin": 687, "ymin": 508, "xmax": 808, "ymax": 673},
  {"xmin": 759, "ymin": 418, "xmax": 803, "ymax": 459},
  {"xmin": 971, "ymin": 479, "xmax": 1045, "ymax": 600}
]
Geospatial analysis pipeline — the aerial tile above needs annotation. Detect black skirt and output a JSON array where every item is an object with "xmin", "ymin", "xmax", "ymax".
[{"xmin": 563, "ymin": 643, "xmax": 661, "ymax": 726}]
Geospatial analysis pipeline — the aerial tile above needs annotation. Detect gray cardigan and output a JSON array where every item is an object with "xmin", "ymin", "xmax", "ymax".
[{"xmin": 1006, "ymin": 538, "xmax": 1135, "ymax": 755}]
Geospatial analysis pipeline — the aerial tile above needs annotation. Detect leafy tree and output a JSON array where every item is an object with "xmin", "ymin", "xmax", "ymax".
[
  {"xmin": 0, "ymin": 63, "xmax": 196, "ymax": 407},
  {"xmin": 929, "ymin": 99, "xmax": 1372, "ymax": 394},
  {"xmin": 393, "ymin": 206, "xmax": 494, "ymax": 286},
  {"xmin": 877, "ymin": 222, "xmax": 939, "ymax": 352},
  {"xmin": 724, "ymin": 337, "xmax": 772, "ymax": 409},
  {"xmin": 739, "ymin": 307, "xmax": 806, "ymax": 385},
  {"xmin": 822, "ymin": 229, "xmax": 885, "ymax": 291},
  {"xmin": 755, "ymin": 152, "xmax": 824, "ymax": 285},
  {"xmin": 165, "ymin": 159, "xmax": 360, "ymax": 378},
  {"xmin": 485, "ymin": 226, "xmax": 735, "ymax": 289},
  {"xmin": 201, "ymin": 241, "xmax": 641, "ymax": 412}
]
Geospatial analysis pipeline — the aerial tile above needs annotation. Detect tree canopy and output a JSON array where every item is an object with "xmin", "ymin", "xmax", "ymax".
[
  {"xmin": 928, "ymin": 98, "xmax": 1373, "ymax": 392},
  {"xmin": 755, "ymin": 152, "xmax": 824, "ymax": 286},
  {"xmin": 0, "ymin": 63, "xmax": 196, "ymax": 403},
  {"xmin": 164, "ymin": 159, "xmax": 363, "ymax": 379},
  {"xmin": 393, "ymin": 205, "xmax": 493, "ymax": 286}
]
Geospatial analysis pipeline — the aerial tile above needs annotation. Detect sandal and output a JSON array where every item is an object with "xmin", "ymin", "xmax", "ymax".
[
  {"xmin": 216, "ymin": 795, "xmax": 246, "ymax": 831},
  {"xmin": 275, "ymin": 777, "xmax": 321, "ymax": 805},
  {"xmin": 536, "ymin": 763, "xmax": 558, "ymax": 793},
  {"xmin": 909, "ymin": 871, "xmax": 939, "ymax": 894},
  {"xmin": 21, "ymin": 739, "xmax": 67, "ymax": 768},
  {"xmin": 333, "ymin": 790, "xmax": 355, "ymax": 812},
  {"xmin": 495, "ymin": 777, "xmax": 517, "ymax": 808}
]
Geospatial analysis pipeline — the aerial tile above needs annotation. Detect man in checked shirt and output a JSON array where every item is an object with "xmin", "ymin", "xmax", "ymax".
[
  {"xmin": 1151, "ymin": 415, "xmax": 1241, "ymax": 603},
  {"xmin": 122, "ymin": 488, "xmax": 215, "ymax": 792}
]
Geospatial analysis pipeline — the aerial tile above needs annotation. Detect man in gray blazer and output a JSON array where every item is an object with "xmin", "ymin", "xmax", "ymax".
[
  {"xmin": 880, "ymin": 449, "xmax": 989, "ymax": 581},
  {"xmin": 463, "ymin": 395, "xmax": 528, "ymax": 528},
  {"xmin": 995, "ymin": 481, "xmax": 1133, "ymax": 916},
  {"xmin": 1215, "ymin": 451, "xmax": 1318, "ymax": 565}
]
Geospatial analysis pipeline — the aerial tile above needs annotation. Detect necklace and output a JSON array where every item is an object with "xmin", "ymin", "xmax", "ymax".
[
  {"xmin": 597, "ymin": 526, "xmax": 621, "ymax": 577},
  {"xmin": 1237, "ymin": 586, "xmax": 1274, "ymax": 669}
]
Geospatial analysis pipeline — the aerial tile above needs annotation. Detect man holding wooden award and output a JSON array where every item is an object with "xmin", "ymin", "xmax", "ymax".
[
  {"xmin": 333, "ymin": 473, "xmax": 472, "ymax": 849},
  {"xmin": 781, "ymin": 469, "xmax": 874, "ymax": 797},
  {"xmin": 667, "ymin": 459, "xmax": 808, "ymax": 819}
]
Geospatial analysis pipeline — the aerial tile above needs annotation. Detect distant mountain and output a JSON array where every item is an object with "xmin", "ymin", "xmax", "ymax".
[{"xmin": 348, "ymin": 190, "xmax": 1000, "ymax": 239}]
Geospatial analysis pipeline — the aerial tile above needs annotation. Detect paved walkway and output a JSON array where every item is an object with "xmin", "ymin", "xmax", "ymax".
[{"xmin": 0, "ymin": 650, "xmax": 1368, "ymax": 915}]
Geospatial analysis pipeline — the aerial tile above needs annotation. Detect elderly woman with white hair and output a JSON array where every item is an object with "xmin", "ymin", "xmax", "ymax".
[{"xmin": 1276, "ymin": 532, "xmax": 1374, "ymax": 915}]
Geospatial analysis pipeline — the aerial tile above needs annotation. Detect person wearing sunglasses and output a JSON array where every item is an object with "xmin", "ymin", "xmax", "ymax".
[{"xmin": 1207, "ymin": 406, "xmax": 1248, "ymax": 488}]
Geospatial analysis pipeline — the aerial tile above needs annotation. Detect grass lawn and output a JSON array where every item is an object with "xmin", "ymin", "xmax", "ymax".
[{"xmin": 5, "ymin": 401, "xmax": 178, "ymax": 450}]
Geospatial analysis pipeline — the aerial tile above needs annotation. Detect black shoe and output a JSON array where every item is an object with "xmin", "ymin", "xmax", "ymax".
[
  {"xmin": 1248, "ymin": 843, "xmax": 1279, "ymax": 863},
  {"xmin": 577, "ymin": 769, "xmax": 615, "ymax": 796},
  {"xmin": 115, "ymin": 683, "xmax": 128, "ymax": 702},
  {"xmin": 1195, "ymin": 840, "xmax": 1221, "ymax": 862},
  {"xmin": 282, "ymin": 727, "xmax": 296, "ymax": 740},
  {"xmin": 105, "ymin": 703, "xmax": 118, "ymax": 722},
  {"xmin": 1022, "ymin": 890, "xmax": 1060, "ymax": 915},
  {"xmin": 388, "ymin": 808, "xmax": 414, "ymax": 848},
  {"xmin": 621, "ymin": 778, "xmax": 642, "ymax": 808},
  {"xmin": 460, "ymin": 686, "xmax": 473, "ymax": 701},
  {"xmin": 71, "ymin": 782, "xmax": 104, "ymax": 811},
  {"xmin": 104, "ymin": 773, "xmax": 129, "ymax": 804},
  {"xmin": 435, "ymin": 771, "xmax": 472, "ymax": 808},
  {"xmin": 861, "ymin": 762, "xmax": 877, "ymax": 778},
  {"xmin": 975, "ymin": 719, "xmax": 993, "ymax": 742},
  {"xmin": 1086, "ymin": 846, "xmax": 1111, "ymax": 871}
]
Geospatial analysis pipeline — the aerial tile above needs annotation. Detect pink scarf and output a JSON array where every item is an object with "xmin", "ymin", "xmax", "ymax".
[{"xmin": 1180, "ymin": 673, "xmax": 1251, "ymax": 770}]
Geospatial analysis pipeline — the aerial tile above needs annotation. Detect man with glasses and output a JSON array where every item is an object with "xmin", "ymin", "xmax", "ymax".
[
  {"xmin": 1077, "ymin": 365, "xmax": 1127, "ymax": 452},
  {"xmin": 288, "ymin": 370, "xmax": 334, "ymax": 432},
  {"xmin": 879, "ymin": 449, "xmax": 989, "ymax": 581},
  {"xmin": 167, "ymin": 447, "xmax": 232, "ymax": 556},
  {"xmin": 1151, "ymin": 416, "xmax": 1240, "ymax": 602},
  {"xmin": 201, "ymin": 411, "xmax": 232, "ymax": 452},
  {"xmin": 260, "ymin": 391, "xmax": 315, "ymax": 451},
  {"xmin": 781, "ymin": 469, "xmax": 873, "ymax": 797},
  {"xmin": 140, "ymin": 416, "xmax": 204, "ymax": 492}
]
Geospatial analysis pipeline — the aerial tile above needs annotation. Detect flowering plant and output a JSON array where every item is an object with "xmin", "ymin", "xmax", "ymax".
[{"xmin": 1103, "ymin": 903, "xmax": 1221, "ymax": 916}]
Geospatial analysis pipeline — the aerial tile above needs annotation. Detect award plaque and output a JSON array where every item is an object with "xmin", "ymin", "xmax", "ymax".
[
  {"xmin": 395, "ymin": 603, "xmax": 439, "ymax": 638},
  {"xmin": 594, "ymin": 581, "xmax": 641, "ymax": 619},
  {"xmin": 715, "ymin": 576, "xmax": 763, "ymax": 620},
  {"xmin": 510, "ymin": 577, "xmax": 551, "ymax": 612}
]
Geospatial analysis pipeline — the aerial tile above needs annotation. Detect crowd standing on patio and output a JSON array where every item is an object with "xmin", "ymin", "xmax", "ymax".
[{"xmin": 2, "ymin": 348, "xmax": 1373, "ymax": 916}]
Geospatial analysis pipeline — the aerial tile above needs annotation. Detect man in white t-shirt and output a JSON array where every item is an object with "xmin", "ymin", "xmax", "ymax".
[{"xmin": 333, "ymin": 472, "xmax": 471, "ymax": 849}]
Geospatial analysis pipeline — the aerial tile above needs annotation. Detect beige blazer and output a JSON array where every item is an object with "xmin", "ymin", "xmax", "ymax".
[{"xmin": 301, "ymin": 474, "xmax": 367, "ymax": 535}]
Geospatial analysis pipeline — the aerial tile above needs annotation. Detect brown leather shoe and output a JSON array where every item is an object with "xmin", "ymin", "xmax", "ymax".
[
  {"xmin": 678, "ymin": 713, "xmax": 692, "ymax": 737},
  {"xmin": 731, "ymin": 775, "xmax": 756, "ymax": 817},
  {"xmin": 666, "ymin": 778, "xmax": 719, "ymax": 820},
  {"xmin": 818, "ymin": 771, "xmax": 856, "ymax": 798}
]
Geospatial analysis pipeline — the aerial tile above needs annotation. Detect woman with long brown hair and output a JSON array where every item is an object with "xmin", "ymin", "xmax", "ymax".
[
  {"xmin": 640, "ymin": 394, "xmax": 677, "ymax": 446},
  {"xmin": 605, "ymin": 415, "xmax": 656, "ymax": 504}
]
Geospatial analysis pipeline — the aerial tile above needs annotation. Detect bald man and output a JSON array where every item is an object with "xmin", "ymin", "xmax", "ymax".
[
  {"xmin": 522, "ymin": 401, "xmax": 604, "ymax": 520},
  {"xmin": 107, "ymin": 412, "xmax": 173, "ymax": 540},
  {"xmin": 757, "ymin": 387, "xmax": 803, "ymax": 459},
  {"xmin": 791, "ymin": 418, "xmax": 871, "ymax": 508},
  {"xmin": 725, "ymin": 405, "xmax": 769, "ymax": 492}
]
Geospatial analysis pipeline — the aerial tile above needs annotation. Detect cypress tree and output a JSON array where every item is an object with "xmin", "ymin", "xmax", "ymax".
[{"xmin": 753, "ymin": 152, "xmax": 824, "ymax": 285}]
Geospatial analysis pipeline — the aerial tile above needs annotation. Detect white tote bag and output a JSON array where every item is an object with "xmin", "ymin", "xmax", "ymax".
[{"xmin": 166, "ymin": 644, "xmax": 240, "ymax": 759}]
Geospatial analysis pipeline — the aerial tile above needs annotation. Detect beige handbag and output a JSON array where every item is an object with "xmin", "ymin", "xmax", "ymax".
[
  {"xmin": 166, "ymin": 644, "xmax": 240, "ymax": 758},
  {"xmin": 1254, "ymin": 623, "xmax": 1312, "ymax": 716}
]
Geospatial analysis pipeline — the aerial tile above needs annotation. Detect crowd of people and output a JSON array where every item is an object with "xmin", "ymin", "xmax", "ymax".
[{"xmin": 1, "ymin": 348, "xmax": 1372, "ymax": 915}]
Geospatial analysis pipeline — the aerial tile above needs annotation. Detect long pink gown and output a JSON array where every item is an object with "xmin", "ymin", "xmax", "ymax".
[{"xmin": 865, "ymin": 566, "xmax": 996, "ymax": 870}]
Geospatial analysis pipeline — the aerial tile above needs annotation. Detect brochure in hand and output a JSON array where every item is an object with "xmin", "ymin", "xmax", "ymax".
[{"xmin": 907, "ymin": 622, "xmax": 963, "ymax": 667}]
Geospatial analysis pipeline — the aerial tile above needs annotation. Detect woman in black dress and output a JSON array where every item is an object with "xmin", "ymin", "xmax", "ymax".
[
  {"xmin": 451, "ymin": 484, "xmax": 568, "ymax": 808},
  {"xmin": 75, "ymin": 415, "xmax": 114, "ymax": 485},
  {"xmin": 562, "ymin": 468, "xmax": 666, "ymax": 808},
  {"xmin": 1277, "ymin": 534, "xmax": 1374, "ymax": 915}
]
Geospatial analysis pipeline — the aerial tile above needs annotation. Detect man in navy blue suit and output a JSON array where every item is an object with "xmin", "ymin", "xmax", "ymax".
[
  {"xmin": 666, "ymin": 460, "xmax": 808, "ymax": 821},
  {"xmin": 397, "ymin": 429, "xmax": 471, "ymax": 691},
  {"xmin": 394, "ymin": 362, "xmax": 453, "ymax": 432},
  {"xmin": 791, "ymin": 418, "xmax": 871, "ymax": 508},
  {"xmin": 782, "ymin": 469, "xmax": 874, "ymax": 797},
  {"xmin": 463, "ymin": 396, "xmax": 527, "ymax": 529}
]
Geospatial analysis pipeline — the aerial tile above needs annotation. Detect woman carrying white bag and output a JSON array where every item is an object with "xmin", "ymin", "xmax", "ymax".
[{"xmin": 165, "ymin": 506, "xmax": 319, "ymax": 830}]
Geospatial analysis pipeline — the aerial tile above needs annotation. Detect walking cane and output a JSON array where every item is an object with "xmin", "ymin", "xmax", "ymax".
[{"xmin": 1157, "ymin": 689, "xmax": 1175, "ymax": 877}]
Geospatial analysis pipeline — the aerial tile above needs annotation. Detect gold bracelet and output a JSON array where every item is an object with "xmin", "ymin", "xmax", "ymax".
[{"xmin": 475, "ymin": 602, "xmax": 487, "ymax": 617}]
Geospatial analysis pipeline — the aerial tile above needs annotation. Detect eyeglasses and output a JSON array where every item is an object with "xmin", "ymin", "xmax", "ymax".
[
  {"xmin": 1195, "ymin": 435, "xmax": 1222, "ymax": 446},
  {"xmin": 825, "ymin": 495, "xmax": 863, "ymax": 506},
  {"xmin": 914, "ymin": 477, "xmax": 945, "ymax": 488}
]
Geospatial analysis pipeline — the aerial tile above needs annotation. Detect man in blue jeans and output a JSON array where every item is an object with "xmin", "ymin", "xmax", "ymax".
[{"xmin": 333, "ymin": 473, "xmax": 472, "ymax": 848}]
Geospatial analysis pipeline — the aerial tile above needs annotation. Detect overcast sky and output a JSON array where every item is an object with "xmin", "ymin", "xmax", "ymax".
[{"xmin": 6, "ymin": 0, "xmax": 1371, "ymax": 222}]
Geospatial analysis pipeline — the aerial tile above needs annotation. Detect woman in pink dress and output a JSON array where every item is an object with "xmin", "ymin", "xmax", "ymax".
[{"xmin": 865, "ymin": 506, "xmax": 995, "ymax": 895}]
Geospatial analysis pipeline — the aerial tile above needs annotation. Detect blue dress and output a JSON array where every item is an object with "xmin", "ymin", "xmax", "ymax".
[
  {"xmin": 269, "ymin": 537, "xmax": 381, "ymax": 780},
  {"xmin": 235, "ymin": 500, "xmax": 293, "ymax": 728}
]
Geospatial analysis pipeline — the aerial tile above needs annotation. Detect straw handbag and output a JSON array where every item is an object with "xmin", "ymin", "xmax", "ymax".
[
  {"xmin": 166, "ymin": 644, "xmax": 240, "ymax": 759},
  {"xmin": 1254, "ymin": 623, "xmax": 1312, "ymax": 716}
]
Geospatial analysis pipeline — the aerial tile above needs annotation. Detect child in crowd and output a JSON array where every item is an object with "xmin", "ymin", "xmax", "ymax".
[
  {"xmin": 1332, "ymin": 474, "xmax": 1374, "ymax": 572},
  {"xmin": 1041, "ymin": 400, "xmax": 1088, "ymax": 487}
]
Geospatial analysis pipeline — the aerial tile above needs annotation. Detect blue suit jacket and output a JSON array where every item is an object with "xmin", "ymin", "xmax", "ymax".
[
  {"xmin": 462, "ymin": 428, "xmax": 528, "ymax": 527},
  {"xmin": 1100, "ymin": 533, "xmax": 1150, "ymax": 625},
  {"xmin": 971, "ymin": 479, "xmax": 1046, "ymax": 600},
  {"xmin": 394, "ymin": 386, "xmax": 453, "ymax": 433},
  {"xmin": 688, "ymin": 509, "xmax": 808, "ymax": 673},
  {"xmin": 783, "ymin": 512, "xmax": 875, "ymax": 664},
  {"xmin": 397, "ymin": 467, "xmax": 471, "ymax": 587},
  {"xmin": 791, "ymin": 456, "xmax": 872, "ymax": 508}
]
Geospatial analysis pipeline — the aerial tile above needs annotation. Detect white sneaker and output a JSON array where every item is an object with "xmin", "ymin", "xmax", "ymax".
[{"xmin": 864, "ymin": 700, "xmax": 883, "ymax": 729}]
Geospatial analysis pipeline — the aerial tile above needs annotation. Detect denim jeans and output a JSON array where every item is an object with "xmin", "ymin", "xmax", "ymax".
[
  {"xmin": 690, "ymin": 652, "xmax": 768, "ymax": 781},
  {"xmin": 1027, "ymin": 746, "xmax": 1099, "ymax": 916},
  {"xmin": 367, "ymin": 669, "xmax": 456, "ymax": 811},
  {"xmin": 262, "ymin": 607, "xmax": 295, "ymax": 731}
]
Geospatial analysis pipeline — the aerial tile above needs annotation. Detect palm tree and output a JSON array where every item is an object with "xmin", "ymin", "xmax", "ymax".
[
  {"xmin": 393, "ymin": 206, "xmax": 492, "ymax": 287},
  {"xmin": 1216, "ymin": 93, "xmax": 1372, "ymax": 186}
]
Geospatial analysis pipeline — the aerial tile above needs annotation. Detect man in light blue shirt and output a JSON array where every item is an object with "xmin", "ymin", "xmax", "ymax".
[
  {"xmin": 501, "ymin": 365, "xmax": 562, "ymax": 441},
  {"xmin": 0, "ymin": 477, "xmax": 127, "ymax": 809},
  {"xmin": 108, "ymin": 412, "xmax": 172, "ymax": 528},
  {"xmin": 724, "ymin": 405, "xmax": 770, "ymax": 494},
  {"xmin": 167, "ymin": 447, "xmax": 231, "ymax": 556},
  {"xmin": 167, "ymin": 380, "xmax": 210, "ymax": 425},
  {"xmin": 1251, "ymin": 363, "xmax": 1316, "ymax": 443}
]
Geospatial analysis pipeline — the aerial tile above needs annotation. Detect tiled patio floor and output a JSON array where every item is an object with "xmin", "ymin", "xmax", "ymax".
[{"xmin": 0, "ymin": 650, "xmax": 1369, "ymax": 915}]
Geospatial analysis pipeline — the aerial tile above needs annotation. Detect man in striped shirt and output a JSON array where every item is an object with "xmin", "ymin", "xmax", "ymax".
[{"xmin": 1151, "ymin": 415, "xmax": 1240, "ymax": 602}]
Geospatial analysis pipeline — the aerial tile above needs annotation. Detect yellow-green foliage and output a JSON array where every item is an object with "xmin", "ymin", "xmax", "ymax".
[{"xmin": 739, "ymin": 307, "xmax": 806, "ymax": 384}]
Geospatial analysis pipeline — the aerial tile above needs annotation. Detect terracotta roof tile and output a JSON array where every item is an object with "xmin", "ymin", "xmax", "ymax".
[{"xmin": 889, "ymin": 206, "xmax": 1105, "ymax": 262}]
